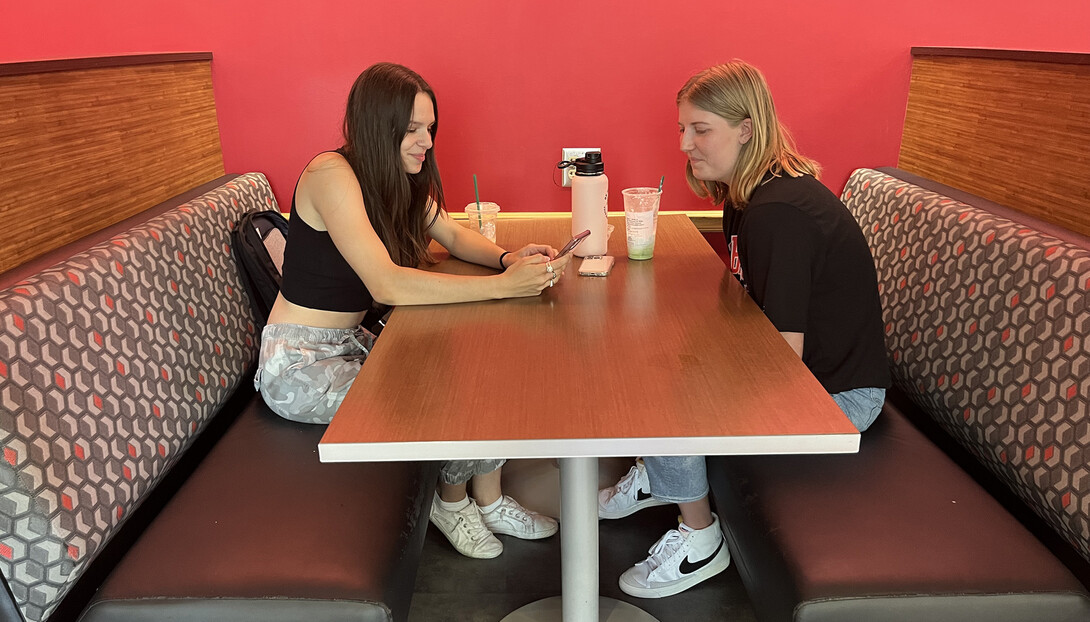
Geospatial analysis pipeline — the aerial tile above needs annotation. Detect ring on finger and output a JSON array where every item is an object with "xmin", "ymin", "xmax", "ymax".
[
  {"xmin": 546, "ymin": 262, "xmax": 554, "ymax": 274},
  {"xmin": 549, "ymin": 275, "xmax": 555, "ymax": 287}
]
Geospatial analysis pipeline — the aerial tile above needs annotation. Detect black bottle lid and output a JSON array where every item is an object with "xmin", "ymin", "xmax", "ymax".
[{"xmin": 574, "ymin": 151, "xmax": 604, "ymax": 176}]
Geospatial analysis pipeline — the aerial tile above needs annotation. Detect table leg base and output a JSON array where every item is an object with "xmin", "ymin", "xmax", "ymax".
[{"xmin": 500, "ymin": 596, "xmax": 660, "ymax": 622}]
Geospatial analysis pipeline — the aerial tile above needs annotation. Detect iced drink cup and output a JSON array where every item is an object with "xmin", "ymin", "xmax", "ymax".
[
  {"xmin": 464, "ymin": 202, "xmax": 500, "ymax": 243},
  {"xmin": 622, "ymin": 188, "xmax": 662, "ymax": 260}
]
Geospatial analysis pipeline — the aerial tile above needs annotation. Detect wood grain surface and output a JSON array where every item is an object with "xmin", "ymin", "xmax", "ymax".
[
  {"xmin": 0, "ymin": 56, "xmax": 224, "ymax": 274},
  {"xmin": 321, "ymin": 215, "xmax": 857, "ymax": 461},
  {"xmin": 899, "ymin": 51, "xmax": 1090, "ymax": 236}
]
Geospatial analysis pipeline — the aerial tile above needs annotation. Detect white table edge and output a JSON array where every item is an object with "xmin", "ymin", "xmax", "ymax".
[{"xmin": 317, "ymin": 433, "xmax": 859, "ymax": 463}]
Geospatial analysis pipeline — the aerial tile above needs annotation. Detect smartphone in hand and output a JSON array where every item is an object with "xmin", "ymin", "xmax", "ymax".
[{"xmin": 556, "ymin": 229, "xmax": 591, "ymax": 259}]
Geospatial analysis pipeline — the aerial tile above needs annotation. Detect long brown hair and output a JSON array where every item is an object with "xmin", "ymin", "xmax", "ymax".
[
  {"xmin": 342, "ymin": 63, "xmax": 445, "ymax": 267},
  {"xmin": 677, "ymin": 61, "xmax": 820, "ymax": 209}
]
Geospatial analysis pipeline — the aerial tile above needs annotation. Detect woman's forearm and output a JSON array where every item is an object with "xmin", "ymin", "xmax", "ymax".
[
  {"xmin": 444, "ymin": 222, "xmax": 507, "ymax": 269},
  {"xmin": 369, "ymin": 265, "xmax": 506, "ymax": 306}
]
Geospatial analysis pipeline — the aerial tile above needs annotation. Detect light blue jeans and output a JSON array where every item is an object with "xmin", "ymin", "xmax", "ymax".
[
  {"xmin": 830, "ymin": 387, "xmax": 886, "ymax": 432},
  {"xmin": 643, "ymin": 387, "xmax": 885, "ymax": 503}
]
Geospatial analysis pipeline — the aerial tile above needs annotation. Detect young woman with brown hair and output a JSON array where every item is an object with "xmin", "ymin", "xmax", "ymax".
[{"xmin": 256, "ymin": 63, "xmax": 568, "ymax": 560}]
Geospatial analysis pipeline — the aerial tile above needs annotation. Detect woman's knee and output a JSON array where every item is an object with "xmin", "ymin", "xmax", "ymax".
[
  {"xmin": 831, "ymin": 387, "xmax": 885, "ymax": 432},
  {"xmin": 256, "ymin": 379, "xmax": 335, "ymax": 424}
]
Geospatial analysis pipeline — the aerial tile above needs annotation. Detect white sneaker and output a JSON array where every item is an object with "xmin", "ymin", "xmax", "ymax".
[
  {"xmin": 428, "ymin": 493, "xmax": 503, "ymax": 559},
  {"xmin": 480, "ymin": 495, "xmax": 559, "ymax": 540},
  {"xmin": 599, "ymin": 461, "xmax": 670, "ymax": 519},
  {"xmin": 618, "ymin": 514, "xmax": 731, "ymax": 598}
]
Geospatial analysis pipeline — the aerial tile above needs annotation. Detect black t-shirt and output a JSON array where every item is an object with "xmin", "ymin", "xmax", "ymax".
[{"xmin": 723, "ymin": 173, "xmax": 891, "ymax": 394}]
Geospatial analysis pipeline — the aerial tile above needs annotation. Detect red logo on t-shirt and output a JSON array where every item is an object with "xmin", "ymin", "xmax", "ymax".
[
  {"xmin": 728, "ymin": 234, "xmax": 741, "ymax": 275},
  {"xmin": 727, "ymin": 234, "xmax": 748, "ymax": 290}
]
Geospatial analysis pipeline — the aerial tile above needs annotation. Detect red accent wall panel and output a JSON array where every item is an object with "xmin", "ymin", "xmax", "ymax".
[{"xmin": 2, "ymin": 1, "xmax": 1089, "ymax": 215}]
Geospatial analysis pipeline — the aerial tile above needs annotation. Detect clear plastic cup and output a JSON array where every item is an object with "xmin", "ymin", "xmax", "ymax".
[
  {"xmin": 464, "ymin": 202, "xmax": 500, "ymax": 242},
  {"xmin": 622, "ymin": 188, "xmax": 662, "ymax": 260}
]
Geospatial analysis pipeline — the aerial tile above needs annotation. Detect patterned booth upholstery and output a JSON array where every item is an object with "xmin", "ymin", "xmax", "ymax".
[
  {"xmin": 1, "ymin": 174, "xmax": 436, "ymax": 622},
  {"xmin": 706, "ymin": 168, "xmax": 1090, "ymax": 622},
  {"xmin": 0, "ymin": 174, "xmax": 268, "ymax": 621},
  {"xmin": 848, "ymin": 167, "xmax": 1090, "ymax": 565}
]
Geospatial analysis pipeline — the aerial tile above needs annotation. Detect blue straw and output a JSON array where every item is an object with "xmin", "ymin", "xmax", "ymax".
[{"xmin": 658, "ymin": 175, "xmax": 665, "ymax": 193}]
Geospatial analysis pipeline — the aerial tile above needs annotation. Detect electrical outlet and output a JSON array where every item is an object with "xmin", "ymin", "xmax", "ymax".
[{"xmin": 560, "ymin": 148, "xmax": 599, "ymax": 187}]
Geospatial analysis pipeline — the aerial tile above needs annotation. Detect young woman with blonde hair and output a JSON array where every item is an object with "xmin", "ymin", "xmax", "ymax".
[{"xmin": 599, "ymin": 60, "xmax": 890, "ymax": 598}]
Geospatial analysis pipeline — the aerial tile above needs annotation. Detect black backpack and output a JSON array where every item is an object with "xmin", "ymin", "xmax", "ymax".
[
  {"xmin": 230, "ymin": 210, "xmax": 289, "ymax": 323},
  {"xmin": 229, "ymin": 209, "xmax": 392, "ymax": 333}
]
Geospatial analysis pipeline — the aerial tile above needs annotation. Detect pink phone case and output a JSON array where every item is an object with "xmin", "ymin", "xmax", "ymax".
[{"xmin": 578, "ymin": 255, "xmax": 615, "ymax": 276}]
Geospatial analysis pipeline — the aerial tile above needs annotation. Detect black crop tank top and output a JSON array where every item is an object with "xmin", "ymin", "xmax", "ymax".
[{"xmin": 279, "ymin": 157, "xmax": 375, "ymax": 313}]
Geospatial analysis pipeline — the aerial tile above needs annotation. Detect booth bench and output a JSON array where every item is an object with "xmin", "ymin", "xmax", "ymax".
[
  {"xmin": 0, "ymin": 173, "xmax": 438, "ymax": 622},
  {"xmin": 707, "ymin": 167, "xmax": 1090, "ymax": 622}
]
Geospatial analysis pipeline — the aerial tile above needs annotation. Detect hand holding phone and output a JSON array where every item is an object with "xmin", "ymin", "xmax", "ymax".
[{"xmin": 556, "ymin": 229, "xmax": 591, "ymax": 259}]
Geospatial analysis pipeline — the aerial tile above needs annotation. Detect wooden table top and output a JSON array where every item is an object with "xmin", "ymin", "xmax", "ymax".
[{"xmin": 319, "ymin": 214, "xmax": 858, "ymax": 462}]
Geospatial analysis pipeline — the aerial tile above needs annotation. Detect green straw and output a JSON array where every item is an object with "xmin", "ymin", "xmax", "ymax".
[
  {"xmin": 472, "ymin": 174, "xmax": 483, "ymax": 230},
  {"xmin": 658, "ymin": 175, "xmax": 665, "ymax": 193}
]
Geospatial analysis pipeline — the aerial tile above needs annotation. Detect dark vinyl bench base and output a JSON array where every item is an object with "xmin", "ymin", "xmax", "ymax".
[
  {"xmin": 707, "ymin": 400, "xmax": 1090, "ymax": 622},
  {"xmin": 80, "ymin": 599, "xmax": 398, "ymax": 622},
  {"xmin": 79, "ymin": 394, "xmax": 439, "ymax": 622}
]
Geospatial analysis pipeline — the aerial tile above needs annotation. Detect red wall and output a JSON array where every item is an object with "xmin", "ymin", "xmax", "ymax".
[{"xmin": 3, "ymin": 1, "xmax": 1089, "ymax": 216}]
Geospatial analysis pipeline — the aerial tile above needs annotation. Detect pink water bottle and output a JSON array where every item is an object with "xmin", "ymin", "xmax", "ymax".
[{"xmin": 566, "ymin": 152, "xmax": 608, "ymax": 257}]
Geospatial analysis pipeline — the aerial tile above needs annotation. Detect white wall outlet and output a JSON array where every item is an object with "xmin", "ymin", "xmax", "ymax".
[{"xmin": 560, "ymin": 148, "xmax": 599, "ymax": 187}]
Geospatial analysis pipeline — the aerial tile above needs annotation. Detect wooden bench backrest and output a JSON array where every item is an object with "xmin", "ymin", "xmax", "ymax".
[
  {"xmin": 899, "ymin": 48, "xmax": 1090, "ymax": 237},
  {"xmin": 0, "ymin": 54, "xmax": 224, "ymax": 274}
]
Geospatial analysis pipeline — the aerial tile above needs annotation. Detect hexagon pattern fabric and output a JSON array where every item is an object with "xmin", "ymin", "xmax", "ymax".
[
  {"xmin": 843, "ymin": 168, "xmax": 1090, "ymax": 564},
  {"xmin": 0, "ymin": 173, "xmax": 273, "ymax": 621}
]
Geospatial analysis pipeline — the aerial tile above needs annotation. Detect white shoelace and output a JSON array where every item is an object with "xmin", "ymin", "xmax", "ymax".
[
  {"xmin": 645, "ymin": 529, "xmax": 686, "ymax": 571},
  {"xmin": 498, "ymin": 506, "xmax": 531, "ymax": 525},
  {"xmin": 494, "ymin": 498, "xmax": 537, "ymax": 525},
  {"xmin": 608, "ymin": 466, "xmax": 641, "ymax": 501},
  {"xmin": 454, "ymin": 508, "xmax": 493, "ymax": 543}
]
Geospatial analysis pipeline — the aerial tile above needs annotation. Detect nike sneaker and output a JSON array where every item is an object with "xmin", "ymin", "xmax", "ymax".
[
  {"xmin": 618, "ymin": 514, "xmax": 731, "ymax": 598},
  {"xmin": 598, "ymin": 460, "xmax": 670, "ymax": 519}
]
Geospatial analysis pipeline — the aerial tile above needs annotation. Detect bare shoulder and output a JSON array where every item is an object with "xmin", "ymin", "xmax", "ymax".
[
  {"xmin": 306, "ymin": 150, "xmax": 351, "ymax": 174},
  {"xmin": 302, "ymin": 151, "xmax": 356, "ymax": 188},
  {"xmin": 298, "ymin": 151, "xmax": 362, "ymax": 217}
]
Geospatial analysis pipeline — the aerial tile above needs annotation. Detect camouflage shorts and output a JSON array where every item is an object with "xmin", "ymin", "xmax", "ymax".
[
  {"xmin": 254, "ymin": 323, "xmax": 375, "ymax": 425},
  {"xmin": 439, "ymin": 457, "xmax": 506, "ymax": 486},
  {"xmin": 254, "ymin": 323, "xmax": 504, "ymax": 484}
]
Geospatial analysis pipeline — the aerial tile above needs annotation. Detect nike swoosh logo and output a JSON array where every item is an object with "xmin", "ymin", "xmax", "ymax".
[
  {"xmin": 636, "ymin": 489, "xmax": 653, "ymax": 501},
  {"xmin": 678, "ymin": 539, "xmax": 724, "ymax": 575}
]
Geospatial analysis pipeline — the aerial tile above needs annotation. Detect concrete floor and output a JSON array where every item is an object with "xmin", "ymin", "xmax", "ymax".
[{"xmin": 408, "ymin": 458, "xmax": 758, "ymax": 622}]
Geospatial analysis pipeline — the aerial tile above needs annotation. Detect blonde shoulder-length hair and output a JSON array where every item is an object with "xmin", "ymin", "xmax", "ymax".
[{"xmin": 678, "ymin": 61, "xmax": 820, "ymax": 209}]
